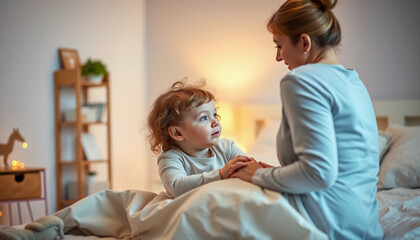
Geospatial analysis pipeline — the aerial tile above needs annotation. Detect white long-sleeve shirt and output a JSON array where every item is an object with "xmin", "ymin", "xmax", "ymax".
[
  {"xmin": 158, "ymin": 138, "xmax": 244, "ymax": 198},
  {"xmin": 253, "ymin": 64, "xmax": 383, "ymax": 240}
]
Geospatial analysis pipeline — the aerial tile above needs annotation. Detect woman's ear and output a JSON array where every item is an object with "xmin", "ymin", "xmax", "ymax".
[
  {"xmin": 168, "ymin": 126, "xmax": 184, "ymax": 141},
  {"xmin": 300, "ymin": 33, "xmax": 311, "ymax": 54}
]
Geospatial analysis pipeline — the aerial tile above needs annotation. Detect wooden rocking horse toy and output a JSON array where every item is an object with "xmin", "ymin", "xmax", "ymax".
[{"xmin": 0, "ymin": 128, "xmax": 26, "ymax": 168}]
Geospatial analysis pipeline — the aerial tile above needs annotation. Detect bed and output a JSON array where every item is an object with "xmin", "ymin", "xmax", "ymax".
[
  {"xmin": 4, "ymin": 100, "xmax": 420, "ymax": 240},
  {"xmin": 239, "ymin": 100, "xmax": 420, "ymax": 240}
]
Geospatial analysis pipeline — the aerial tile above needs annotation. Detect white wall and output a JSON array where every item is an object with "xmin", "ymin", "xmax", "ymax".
[
  {"xmin": 0, "ymin": 0, "xmax": 147, "ymax": 224},
  {"xmin": 146, "ymin": 0, "xmax": 420, "ymax": 103}
]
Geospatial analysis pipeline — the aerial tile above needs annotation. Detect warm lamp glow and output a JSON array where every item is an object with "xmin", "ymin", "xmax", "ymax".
[
  {"xmin": 12, "ymin": 160, "xmax": 18, "ymax": 167},
  {"xmin": 22, "ymin": 142, "xmax": 28, "ymax": 149},
  {"xmin": 0, "ymin": 211, "xmax": 3, "ymax": 217},
  {"xmin": 217, "ymin": 102, "xmax": 247, "ymax": 152},
  {"xmin": 186, "ymin": 38, "xmax": 272, "ymax": 101},
  {"xmin": 19, "ymin": 162, "xmax": 25, "ymax": 168},
  {"xmin": 217, "ymin": 102, "xmax": 236, "ymax": 134}
]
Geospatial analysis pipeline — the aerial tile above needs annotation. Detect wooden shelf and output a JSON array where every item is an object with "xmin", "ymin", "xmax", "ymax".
[
  {"xmin": 54, "ymin": 68, "xmax": 112, "ymax": 211},
  {"xmin": 55, "ymin": 69, "xmax": 109, "ymax": 87},
  {"xmin": 59, "ymin": 121, "xmax": 108, "ymax": 126},
  {"xmin": 60, "ymin": 160, "xmax": 110, "ymax": 165}
]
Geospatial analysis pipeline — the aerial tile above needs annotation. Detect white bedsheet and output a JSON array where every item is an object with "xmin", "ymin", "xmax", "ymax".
[
  {"xmin": 52, "ymin": 179, "xmax": 326, "ymax": 239},
  {"xmin": 376, "ymin": 187, "xmax": 420, "ymax": 240}
]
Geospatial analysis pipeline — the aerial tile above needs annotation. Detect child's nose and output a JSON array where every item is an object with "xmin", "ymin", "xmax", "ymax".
[{"xmin": 211, "ymin": 119, "xmax": 219, "ymax": 128}]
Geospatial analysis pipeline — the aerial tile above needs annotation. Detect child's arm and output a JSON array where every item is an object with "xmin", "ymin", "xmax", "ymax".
[{"xmin": 158, "ymin": 156, "xmax": 221, "ymax": 198}]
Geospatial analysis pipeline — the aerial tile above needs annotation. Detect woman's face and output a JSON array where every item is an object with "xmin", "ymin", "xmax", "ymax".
[{"xmin": 273, "ymin": 34, "xmax": 304, "ymax": 70}]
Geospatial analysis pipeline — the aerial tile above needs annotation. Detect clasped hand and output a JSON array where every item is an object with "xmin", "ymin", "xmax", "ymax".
[{"xmin": 219, "ymin": 156, "xmax": 275, "ymax": 182}]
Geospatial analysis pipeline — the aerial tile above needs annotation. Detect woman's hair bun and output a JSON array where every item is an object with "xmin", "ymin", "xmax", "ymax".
[{"xmin": 311, "ymin": 0, "xmax": 337, "ymax": 11}]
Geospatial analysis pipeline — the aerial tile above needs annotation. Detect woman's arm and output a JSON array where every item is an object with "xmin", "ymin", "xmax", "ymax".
[{"xmin": 235, "ymin": 75, "xmax": 338, "ymax": 194}]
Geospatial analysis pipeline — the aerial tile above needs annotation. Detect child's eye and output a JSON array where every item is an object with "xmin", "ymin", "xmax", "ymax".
[
  {"xmin": 214, "ymin": 113, "xmax": 221, "ymax": 121},
  {"xmin": 199, "ymin": 116, "xmax": 208, "ymax": 121}
]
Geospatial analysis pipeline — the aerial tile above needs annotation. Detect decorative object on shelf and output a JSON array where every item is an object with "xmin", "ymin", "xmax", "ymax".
[
  {"xmin": 81, "ymin": 59, "xmax": 108, "ymax": 83},
  {"xmin": 0, "ymin": 128, "xmax": 27, "ymax": 168},
  {"xmin": 63, "ymin": 107, "xmax": 98, "ymax": 122},
  {"xmin": 66, "ymin": 181, "xmax": 109, "ymax": 200},
  {"xmin": 62, "ymin": 103, "xmax": 105, "ymax": 122},
  {"xmin": 87, "ymin": 170, "xmax": 97, "ymax": 182},
  {"xmin": 81, "ymin": 133, "xmax": 102, "ymax": 161},
  {"xmin": 58, "ymin": 48, "xmax": 81, "ymax": 70},
  {"xmin": 84, "ymin": 103, "xmax": 106, "ymax": 122}
]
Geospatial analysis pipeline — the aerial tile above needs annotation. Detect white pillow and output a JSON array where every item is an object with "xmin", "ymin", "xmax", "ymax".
[
  {"xmin": 378, "ymin": 131, "xmax": 392, "ymax": 163},
  {"xmin": 377, "ymin": 125, "xmax": 420, "ymax": 189},
  {"xmin": 253, "ymin": 119, "xmax": 280, "ymax": 146},
  {"xmin": 247, "ymin": 119, "xmax": 281, "ymax": 167}
]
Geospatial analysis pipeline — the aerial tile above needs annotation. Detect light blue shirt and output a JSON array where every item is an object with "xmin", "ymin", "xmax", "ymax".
[{"xmin": 253, "ymin": 64, "xmax": 383, "ymax": 240}]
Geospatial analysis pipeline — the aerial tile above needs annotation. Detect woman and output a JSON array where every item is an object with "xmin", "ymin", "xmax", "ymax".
[{"xmin": 232, "ymin": 0, "xmax": 383, "ymax": 239}]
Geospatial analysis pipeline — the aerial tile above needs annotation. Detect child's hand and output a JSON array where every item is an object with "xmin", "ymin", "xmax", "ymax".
[
  {"xmin": 219, "ymin": 155, "xmax": 251, "ymax": 179},
  {"xmin": 231, "ymin": 158, "xmax": 262, "ymax": 183}
]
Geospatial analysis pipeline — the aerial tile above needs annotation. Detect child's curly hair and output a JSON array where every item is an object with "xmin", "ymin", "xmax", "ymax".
[{"xmin": 147, "ymin": 80, "xmax": 217, "ymax": 154}]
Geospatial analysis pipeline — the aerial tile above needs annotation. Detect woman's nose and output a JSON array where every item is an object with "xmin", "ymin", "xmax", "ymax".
[{"xmin": 276, "ymin": 52, "xmax": 282, "ymax": 62}]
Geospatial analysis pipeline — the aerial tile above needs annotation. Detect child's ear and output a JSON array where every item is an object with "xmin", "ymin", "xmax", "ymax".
[{"xmin": 168, "ymin": 126, "xmax": 184, "ymax": 141}]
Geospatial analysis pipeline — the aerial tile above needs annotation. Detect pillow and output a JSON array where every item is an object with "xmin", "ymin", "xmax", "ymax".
[
  {"xmin": 247, "ymin": 119, "xmax": 281, "ymax": 167},
  {"xmin": 378, "ymin": 131, "xmax": 392, "ymax": 163},
  {"xmin": 377, "ymin": 125, "xmax": 420, "ymax": 189},
  {"xmin": 253, "ymin": 119, "xmax": 281, "ymax": 146}
]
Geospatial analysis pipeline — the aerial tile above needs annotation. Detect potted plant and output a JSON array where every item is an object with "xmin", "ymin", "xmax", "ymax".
[
  {"xmin": 82, "ymin": 58, "xmax": 108, "ymax": 83},
  {"xmin": 87, "ymin": 170, "xmax": 97, "ymax": 182}
]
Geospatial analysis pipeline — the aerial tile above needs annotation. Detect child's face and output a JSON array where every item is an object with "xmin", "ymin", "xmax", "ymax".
[{"xmin": 178, "ymin": 100, "xmax": 221, "ymax": 151}]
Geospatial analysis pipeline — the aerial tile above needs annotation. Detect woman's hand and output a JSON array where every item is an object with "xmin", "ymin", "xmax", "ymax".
[
  {"xmin": 258, "ymin": 161, "xmax": 275, "ymax": 168},
  {"xmin": 231, "ymin": 158, "xmax": 262, "ymax": 183},
  {"xmin": 219, "ymin": 155, "xmax": 251, "ymax": 179}
]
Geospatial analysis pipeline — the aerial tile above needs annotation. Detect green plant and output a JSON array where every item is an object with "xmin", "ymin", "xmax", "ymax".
[
  {"xmin": 82, "ymin": 59, "xmax": 108, "ymax": 77},
  {"xmin": 87, "ymin": 170, "xmax": 97, "ymax": 176}
]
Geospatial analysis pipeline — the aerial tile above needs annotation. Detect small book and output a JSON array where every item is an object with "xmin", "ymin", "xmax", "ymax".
[
  {"xmin": 81, "ymin": 133, "xmax": 102, "ymax": 161},
  {"xmin": 83, "ymin": 103, "xmax": 105, "ymax": 122}
]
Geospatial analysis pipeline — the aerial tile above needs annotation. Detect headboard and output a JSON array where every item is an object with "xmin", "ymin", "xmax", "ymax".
[{"xmin": 229, "ymin": 99, "xmax": 420, "ymax": 149}]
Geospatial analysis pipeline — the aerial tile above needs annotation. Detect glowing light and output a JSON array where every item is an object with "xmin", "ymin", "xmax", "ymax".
[
  {"xmin": 185, "ymin": 36, "xmax": 274, "ymax": 101},
  {"xmin": 0, "ymin": 211, "xmax": 3, "ymax": 217},
  {"xmin": 11, "ymin": 160, "xmax": 25, "ymax": 169},
  {"xmin": 22, "ymin": 142, "xmax": 28, "ymax": 149},
  {"xmin": 217, "ymin": 102, "xmax": 236, "ymax": 134}
]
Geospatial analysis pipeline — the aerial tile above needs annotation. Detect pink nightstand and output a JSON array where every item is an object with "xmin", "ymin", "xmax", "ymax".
[{"xmin": 0, "ymin": 167, "xmax": 48, "ymax": 225}]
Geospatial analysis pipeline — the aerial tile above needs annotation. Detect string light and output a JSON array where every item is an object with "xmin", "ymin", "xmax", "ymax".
[
  {"xmin": 11, "ymin": 160, "xmax": 25, "ymax": 169},
  {"xmin": 22, "ymin": 142, "xmax": 28, "ymax": 149}
]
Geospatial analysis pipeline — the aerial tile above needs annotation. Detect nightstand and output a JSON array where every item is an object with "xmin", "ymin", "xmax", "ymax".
[{"xmin": 0, "ymin": 167, "xmax": 48, "ymax": 225}]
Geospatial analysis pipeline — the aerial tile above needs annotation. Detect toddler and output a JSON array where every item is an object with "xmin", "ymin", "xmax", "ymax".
[{"xmin": 147, "ymin": 80, "xmax": 250, "ymax": 198}]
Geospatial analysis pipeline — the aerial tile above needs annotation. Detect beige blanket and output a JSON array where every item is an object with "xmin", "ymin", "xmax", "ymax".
[{"xmin": 55, "ymin": 179, "xmax": 327, "ymax": 239}]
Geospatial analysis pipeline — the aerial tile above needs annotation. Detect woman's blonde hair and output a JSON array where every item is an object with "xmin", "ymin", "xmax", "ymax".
[
  {"xmin": 267, "ymin": 0, "xmax": 341, "ymax": 47},
  {"xmin": 147, "ymin": 80, "xmax": 216, "ymax": 154}
]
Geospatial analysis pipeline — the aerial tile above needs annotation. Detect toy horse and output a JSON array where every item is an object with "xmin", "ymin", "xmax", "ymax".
[{"xmin": 0, "ymin": 128, "xmax": 26, "ymax": 168}]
